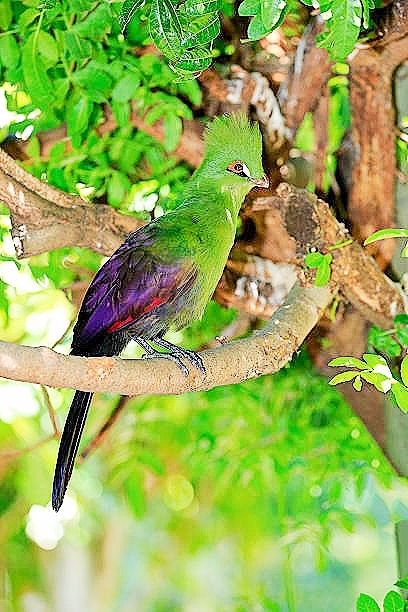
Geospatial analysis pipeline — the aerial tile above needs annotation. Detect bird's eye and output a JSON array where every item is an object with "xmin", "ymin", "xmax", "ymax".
[{"xmin": 227, "ymin": 161, "xmax": 250, "ymax": 177}]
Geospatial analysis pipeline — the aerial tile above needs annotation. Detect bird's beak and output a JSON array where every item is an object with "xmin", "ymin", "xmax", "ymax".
[{"xmin": 251, "ymin": 173, "xmax": 269, "ymax": 189}]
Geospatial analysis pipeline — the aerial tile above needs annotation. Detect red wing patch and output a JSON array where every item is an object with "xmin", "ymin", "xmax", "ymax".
[{"xmin": 107, "ymin": 297, "xmax": 167, "ymax": 333}]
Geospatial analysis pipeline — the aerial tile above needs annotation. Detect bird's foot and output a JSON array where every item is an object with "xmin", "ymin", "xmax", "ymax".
[{"xmin": 134, "ymin": 337, "xmax": 206, "ymax": 377}]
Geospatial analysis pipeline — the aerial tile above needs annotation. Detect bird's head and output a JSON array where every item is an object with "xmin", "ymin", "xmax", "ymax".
[{"xmin": 198, "ymin": 113, "xmax": 269, "ymax": 197}]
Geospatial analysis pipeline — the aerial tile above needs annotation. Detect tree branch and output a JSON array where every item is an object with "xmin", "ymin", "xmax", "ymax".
[
  {"xmin": 248, "ymin": 184, "xmax": 406, "ymax": 329},
  {"xmin": 0, "ymin": 148, "xmax": 142, "ymax": 257},
  {"xmin": 0, "ymin": 282, "xmax": 332, "ymax": 395}
]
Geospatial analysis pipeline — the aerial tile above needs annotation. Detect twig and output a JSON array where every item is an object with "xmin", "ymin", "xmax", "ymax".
[{"xmin": 79, "ymin": 396, "xmax": 130, "ymax": 462}]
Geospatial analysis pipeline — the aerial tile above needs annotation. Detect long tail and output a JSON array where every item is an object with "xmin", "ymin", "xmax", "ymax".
[{"xmin": 52, "ymin": 390, "xmax": 93, "ymax": 512}]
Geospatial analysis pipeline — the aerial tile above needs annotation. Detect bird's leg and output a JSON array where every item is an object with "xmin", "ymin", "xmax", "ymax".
[{"xmin": 134, "ymin": 336, "xmax": 206, "ymax": 376}]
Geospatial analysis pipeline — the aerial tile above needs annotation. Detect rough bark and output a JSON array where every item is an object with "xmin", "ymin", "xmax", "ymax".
[{"xmin": 0, "ymin": 282, "xmax": 333, "ymax": 395}]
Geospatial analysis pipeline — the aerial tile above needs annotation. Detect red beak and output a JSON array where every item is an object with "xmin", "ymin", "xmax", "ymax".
[{"xmin": 251, "ymin": 174, "xmax": 269, "ymax": 188}]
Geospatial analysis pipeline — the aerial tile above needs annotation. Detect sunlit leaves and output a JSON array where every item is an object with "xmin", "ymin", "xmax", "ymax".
[
  {"xmin": 149, "ymin": 0, "xmax": 183, "ymax": 62},
  {"xmin": 364, "ymin": 228, "xmax": 408, "ymax": 258},
  {"xmin": 356, "ymin": 593, "xmax": 381, "ymax": 612},
  {"xmin": 239, "ymin": 0, "xmax": 288, "ymax": 40},
  {"xmin": 304, "ymin": 251, "xmax": 333, "ymax": 286},
  {"xmin": 118, "ymin": 0, "xmax": 146, "ymax": 32},
  {"xmin": 21, "ymin": 33, "xmax": 54, "ymax": 110},
  {"xmin": 120, "ymin": 0, "xmax": 221, "ymax": 78},
  {"xmin": 356, "ymin": 588, "xmax": 405, "ymax": 612},
  {"xmin": 329, "ymin": 341, "xmax": 408, "ymax": 413},
  {"xmin": 239, "ymin": 0, "xmax": 376, "ymax": 61}
]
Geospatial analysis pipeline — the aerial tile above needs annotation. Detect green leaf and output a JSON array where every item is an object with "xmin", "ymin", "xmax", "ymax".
[
  {"xmin": 328, "ymin": 357, "xmax": 368, "ymax": 369},
  {"xmin": 383, "ymin": 590, "xmax": 404, "ymax": 612},
  {"xmin": 238, "ymin": 0, "xmax": 261, "ymax": 17},
  {"xmin": 304, "ymin": 252, "xmax": 324, "ymax": 267},
  {"xmin": 401, "ymin": 242, "xmax": 408, "ymax": 258},
  {"xmin": 72, "ymin": 61, "xmax": 112, "ymax": 100},
  {"xmin": 176, "ymin": 46, "xmax": 213, "ymax": 72},
  {"xmin": 0, "ymin": 35, "xmax": 19, "ymax": 70},
  {"xmin": 63, "ymin": 31, "xmax": 93, "ymax": 61},
  {"xmin": 391, "ymin": 381, "xmax": 408, "ymax": 413},
  {"xmin": 67, "ymin": 95, "xmax": 94, "ymax": 138},
  {"xmin": 0, "ymin": 0, "xmax": 12, "ymax": 30},
  {"xmin": 176, "ymin": 78, "xmax": 202, "ymax": 105},
  {"xmin": 144, "ymin": 105, "xmax": 166, "ymax": 125},
  {"xmin": 112, "ymin": 71, "xmax": 141, "ymax": 102},
  {"xmin": 395, "ymin": 574, "xmax": 408, "ymax": 589},
  {"xmin": 149, "ymin": 0, "xmax": 183, "ymax": 61},
  {"xmin": 328, "ymin": 371, "xmax": 359, "ymax": 385},
  {"xmin": 180, "ymin": 12, "xmax": 220, "ymax": 48},
  {"xmin": 247, "ymin": 11, "xmax": 271, "ymax": 39},
  {"xmin": 181, "ymin": 0, "xmax": 221, "ymax": 16},
  {"xmin": 314, "ymin": 254, "xmax": 332, "ymax": 286},
  {"xmin": 72, "ymin": 3, "xmax": 112, "ymax": 39},
  {"xmin": 261, "ymin": 0, "xmax": 288, "ymax": 30},
  {"xmin": 240, "ymin": 0, "xmax": 287, "ymax": 39},
  {"xmin": 37, "ymin": 31, "xmax": 59, "ymax": 64},
  {"xmin": 356, "ymin": 593, "xmax": 380, "ymax": 612},
  {"xmin": 364, "ymin": 228, "xmax": 408, "ymax": 245},
  {"xmin": 317, "ymin": 0, "xmax": 362, "ymax": 62},
  {"xmin": 362, "ymin": 353, "xmax": 388, "ymax": 368},
  {"xmin": 21, "ymin": 33, "xmax": 54, "ymax": 109},
  {"xmin": 123, "ymin": 471, "xmax": 146, "ymax": 518},
  {"xmin": 401, "ymin": 357, "xmax": 408, "ymax": 387},
  {"xmin": 360, "ymin": 371, "xmax": 392, "ymax": 393},
  {"xmin": 368, "ymin": 327, "xmax": 402, "ymax": 357},
  {"xmin": 111, "ymin": 100, "xmax": 131, "ymax": 128},
  {"xmin": 18, "ymin": 8, "xmax": 40, "ymax": 31},
  {"xmin": 163, "ymin": 114, "xmax": 182, "ymax": 151},
  {"xmin": 395, "ymin": 314, "xmax": 408, "ymax": 326},
  {"xmin": 353, "ymin": 375, "xmax": 362, "ymax": 391},
  {"xmin": 53, "ymin": 78, "xmax": 70, "ymax": 107},
  {"xmin": 395, "ymin": 315, "xmax": 408, "ymax": 347},
  {"xmin": 119, "ymin": 0, "xmax": 145, "ymax": 32},
  {"xmin": 107, "ymin": 170, "xmax": 131, "ymax": 207}
]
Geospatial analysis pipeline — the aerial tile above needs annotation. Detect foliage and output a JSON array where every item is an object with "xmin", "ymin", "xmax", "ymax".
[
  {"xmin": 330, "ymin": 225, "xmax": 408, "ymax": 412},
  {"xmin": 0, "ymin": 0, "xmax": 202, "ymax": 215},
  {"xmin": 239, "ymin": 0, "xmax": 376, "ymax": 60},
  {"xmin": 304, "ymin": 251, "xmax": 333, "ymax": 286},
  {"xmin": 356, "ymin": 574, "xmax": 408, "ymax": 612},
  {"xmin": 119, "ymin": 0, "xmax": 223, "ymax": 79},
  {"xmin": 328, "ymin": 325, "xmax": 408, "ymax": 412},
  {"xmin": 364, "ymin": 228, "xmax": 408, "ymax": 258}
]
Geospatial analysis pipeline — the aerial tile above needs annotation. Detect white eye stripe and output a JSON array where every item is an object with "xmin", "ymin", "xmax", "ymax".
[
  {"xmin": 228, "ymin": 160, "xmax": 252, "ymax": 178},
  {"xmin": 241, "ymin": 162, "xmax": 251, "ymax": 177}
]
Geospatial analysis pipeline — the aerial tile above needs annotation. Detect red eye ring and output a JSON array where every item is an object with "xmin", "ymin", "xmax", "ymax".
[{"xmin": 227, "ymin": 160, "xmax": 248, "ymax": 177}]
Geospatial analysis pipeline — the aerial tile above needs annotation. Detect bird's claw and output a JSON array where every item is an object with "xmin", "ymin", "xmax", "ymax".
[{"xmin": 135, "ymin": 336, "xmax": 206, "ymax": 377}]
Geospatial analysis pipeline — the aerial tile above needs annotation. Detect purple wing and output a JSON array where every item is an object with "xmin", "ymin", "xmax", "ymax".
[{"xmin": 72, "ymin": 225, "xmax": 197, "ymax": 354}]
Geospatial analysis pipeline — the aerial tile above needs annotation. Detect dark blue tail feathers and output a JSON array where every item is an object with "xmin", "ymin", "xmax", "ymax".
[{"xmin": 52, "ymin": 390, "xmax": 93, "ymax": 512}]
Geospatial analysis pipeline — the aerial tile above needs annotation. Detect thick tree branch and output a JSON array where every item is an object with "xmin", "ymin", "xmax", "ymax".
[
  {"xmin": 248, "ymin": 184, "xmax": 406, "ymax": 329},
  {"xmin": 0, "ymin": 148, "xmax": 142, "ymax": 257},
  {"xmin": 0, "ymin": 282, "xmax": 332, "ymax": 395}
]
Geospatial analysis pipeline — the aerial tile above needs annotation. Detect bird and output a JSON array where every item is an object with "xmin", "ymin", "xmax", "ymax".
[{"xmin": 52, "ymin": 112, "xmax": 269, "ymax": 511}]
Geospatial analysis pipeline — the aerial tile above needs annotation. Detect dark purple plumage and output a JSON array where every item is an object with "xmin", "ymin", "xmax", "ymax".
[{"xmin": 52, "ymin": 223, "xmax": 200, "ymax": 511}]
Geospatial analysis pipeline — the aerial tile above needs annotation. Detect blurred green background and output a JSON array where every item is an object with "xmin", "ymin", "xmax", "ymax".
[{"xmin": 1, "ymin": 0, "xmax": 408, "ymax": 609}]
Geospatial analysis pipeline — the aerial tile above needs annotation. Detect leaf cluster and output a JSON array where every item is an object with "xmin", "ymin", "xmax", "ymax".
[
  {"xmin": 239, "ymin": 0, "xmax": 376, "ymax": 61},
  {"xmin": 113, "ymin": 0, "xmax": 223, "ymax": 80},
  {"xmin": 304, "ymin": 251, "xmax": 333, "ymax": 286},
  {"xmin": 329, "ymin": 314, "xmax": 408, "ymax": 412},
  {"xmin": 356, "ymin": 574, "xmax": 408, "ymax": 612},
  {"xmin": 0, "ymin": 0, "xmax": 203, "ymax": 212}
]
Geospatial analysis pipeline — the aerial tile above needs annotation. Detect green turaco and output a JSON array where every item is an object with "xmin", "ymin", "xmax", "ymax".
[{"xmin": 52, "ymin": 112, "xmax": 268, "ymax": 511}]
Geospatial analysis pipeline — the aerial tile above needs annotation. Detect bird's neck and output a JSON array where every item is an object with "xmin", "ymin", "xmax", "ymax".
[{"xmin": 185, "ymin": 172, "xmax": 253, "ymax": 218}]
